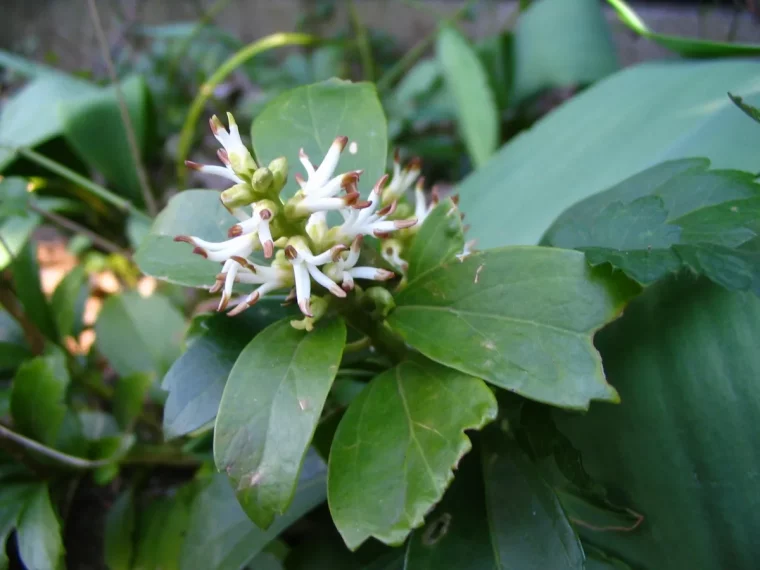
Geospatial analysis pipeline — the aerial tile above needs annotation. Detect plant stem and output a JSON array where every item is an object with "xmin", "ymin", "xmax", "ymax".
[
  {"xmin": 375, "ymin": 0, "xmax": 478, "ymax": 92},
  {"xmin": 12, "ymin": 147, "xmax": 134, "ymax": 213},
  {"xmin": 86, "ymin": 0, "xmax": 158, "ymax": 216},
  {"xmin": 28, "ymin": 203, "xmax": 130, "ymax": 257},
  {"xmin": 176, "ymin": 32, "xmax": 316, "ymax": 185},
  {"xmin": 340, "ymin": 303, "xmax": 408, "ymax": 364},
  {"xmin": 348, "ymin": 0, "xmax": 374, "ymax": 82},
  {"xmin": 123, "ymin": 444, "xmax": 202, "ymax": 468},
  {"xmin": 0, "ymin": 284, "xmax": 46, "ymax": 354},
  {"xmin": 0, "ymin": 423, "xmax": 112, "ymax": 470},
  {"xmin": 343, "ymin": 336, "xmax": 371, "ymax": 353}
]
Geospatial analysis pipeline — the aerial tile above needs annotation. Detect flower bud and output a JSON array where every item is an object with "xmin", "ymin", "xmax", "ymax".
[
  {"xmin": 290, "ymin": 295, "xmax": 329, "ymax": 332},
  {"xmin": 360, "ymin": 286, "xmax": 396, "ymax": 320},
  {"xmin": 250, "ymin": 167, "xmax": 273, "ymax": 196},
  {"xmin": 268, "ymin": 157, "xmax": 289, "ymax": 193},
  {"xmin": 220, "ymin": 183, "xmax": 256, "ymax": 209}
]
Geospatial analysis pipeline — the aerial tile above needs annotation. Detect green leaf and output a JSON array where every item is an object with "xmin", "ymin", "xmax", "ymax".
[
  {"xmin": 607, "ymin": 0, "xmax": 760, "ymax": 57},
  {"xmin": 543, "ymin": 161, "xmax": 760, "ymax": 293},
  {"xmin": 61, "ymin": 75, "xmax": 152, "ymax": 205},
  {"xmin": 134, "ymin": 190, "xmax": 239, "ymax": 288},
  {"xmin": 12, "ymin": 240, "xmax": 58, "ymax": 341},
  {"xmin": 132, "ymin": 484, "xmax": 197, "ymax": 570},
  {"xmin": 512, "ymin": 0, "xmax": 618, "ymax": 101},
  {"xmin": 0, "ymin": 176, "xmax": 30, "ymax": 217},
  {"xmin": 104, "ymin": 489, "xmax": 136, "ymax": 570},
  {"xmin": 0, "ymin": 484, "xmax": 36, "ymax": 570},
  {"xmin": 114, "ymin": 372, "xmax": 153, "ymax": 431},
  {"xmin": 0, "ymin": 74, "xmax": 98, "ymax": 170},
  {"xmin": 10, "ymin": 348, "xmax": 69, "ymax": 445},
  {"xmin": 252, "ymin": 79, "xmax": 387, "ymax": 197},
  {"xmin": 458, "ymin": 60, "xmax": 760, "ymax": 248},
  {"xmin": 0, "ymin": 212, "xmax": 40, "ymax": 271},
  {"xmin": 162, "ymin": 302, "xmax": 295, "ymax": 439},
  {"xmin": 16, "ymin": 484, "xmax": 64, "ymax": 570},
  {"xmin": 50, "ymin": 264, "xmax": 87, "ymax": 338},
  {"xmin": 328, "ymin": 359, "xmax": 497, "ymax": 550},
  {"xmin": 554, "ymin": 277, "xmax": 760, "ymax": 569},
  {"xmin": 728, "ymin": 92, "xmax": 760, "ymax": 126},
  {"xmin": 180, "ymin": 453, "xmax": 327, "ymax": 570},
  {"xmin": 437, "ymin": 26, "xmax": 498, "ymax": 167},
  {"xmin": 95, "ymin": 291, "xmax": 186, "ymax": 379},
  {"xmin": 214, "ymin": 318, "xmax": 345, "ymax": 528},
  {"xmin": 406, "ymin": 199, "xmax": 465, "ymax": 283},
  {"xmin": 388, "ymin": 247, "xmax": 640, "ymax": 409},
  {"xmin": 405, "ymin": 433, "xmax": 583, "ymax": 570}
]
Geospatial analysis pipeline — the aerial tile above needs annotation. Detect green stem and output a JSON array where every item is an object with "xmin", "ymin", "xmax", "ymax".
[
  {"xmin": 375, "ymin": 0, "xmax": 478, "ymax": 92},
  {"xmin": 176, "ymin": 32, "xmax": 316, "ymax": 185},
  {"xmin": 12, "ymin": 147, "xmax": 135, "ymax": 213},
  {"xmin": 0, "ymin": 423, "xmax": 112, "ymax": 470},
  {"xmin": 341, "ymin": 303, "xmax": 408, "ymax": 364},
  {"xmin": 343, "ymin": 336, "xmax": 371, "ymax": 353},
  {"xmin": 348, "ymin": 0, "xmax": 374, "ymax": 82}
]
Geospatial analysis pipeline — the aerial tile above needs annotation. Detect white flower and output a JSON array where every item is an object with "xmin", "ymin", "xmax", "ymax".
[
  {"xmin": 382, "ymin": 151, "xmax": 421, "ymax": 204},
  {"xmin": 414, "ymin": 178, "xmax": 435, "ymax": 226},
  {"xmin": 209, "ymin": 113, "xmax": 257, "ymax": 178},
  {"xmin": 380, "ymin": 239, "xmax": 409, "ymax": 273},
  {"xmin": 174, "ymin": 232, "xmax": 258, "ymax": 262},
  {"xmin": 227, "ymin": 200, "xmax": 277, "ymax": 258},
  {"xmin": 222, "ymin": 255, "xmax": 293, "ymax": 316},
  {"xmin": 185, "ymin": 155, "xmax": 243, "ymax": 185},
  {"xmin": 298, "ymin": 136, "xmax": 347, "ymax": 196},
  {"xmin": 284, "ymin": 237, "xmax": 348, "ymax": 316},
  {"xmin": 324, "ymin": 236, "xmax": 395, "ymax": 291},
  {"xmin": 334, "ymin": 175, "xmax": 417, "ymax": 241}
]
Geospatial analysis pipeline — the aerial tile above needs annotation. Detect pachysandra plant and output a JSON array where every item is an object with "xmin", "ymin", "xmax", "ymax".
[{"xmin": 178, "ymin": 113, "xmax": 437, "ymax": 330}]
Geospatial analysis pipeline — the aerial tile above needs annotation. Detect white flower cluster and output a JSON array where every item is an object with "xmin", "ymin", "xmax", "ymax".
[{"xmin": 176, "ymin": 114, "xmax": 428, "ymax": 325}]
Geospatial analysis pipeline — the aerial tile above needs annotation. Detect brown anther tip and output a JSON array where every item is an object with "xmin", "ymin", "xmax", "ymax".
[
  {"xmin": 342, "ymin": 282, "xmax": 354, "ymax": 292},
  {"xmin": 228, "ymin": 225, "xmax": 243, "ymax": 238},
  {"xmin": 185, "ymin": 160, "xmax": 202, "ymax": 171},
  {"xmin": 231, "ymin": 256, "xmax": 256, "ymax": 272},
  {"xmin": 376, "ymin": 270, "xmax": 395, "ymax": 281},
  {"xmin": 408, "ymin": 157, "xmax": 422, "ymax": 170},
  {"xmin": 393, "ymin": 148, "xmax": 401, "ymax": 162},
  {"xmin": 331, "ymin": 245, "xmax": 348, "ymax": 262},
  {"xmin": 217, "ymin": 148, "xmax": 230, "ymax": 165},
  {"xmin": 174, "ymin": 235, "xmax": 193, "ymax": 244},
  {"xmin": 285, "ymin": 245, "xmax": 298, "ymax": 260},
  {"xmin": 373, "ymin": 174, "xmax": 390, "ymax": 193},
  {"xmin": 377, "ymin": 201, "xmax": 398, "ymax": 217},
  {"xmin": 451, "ymin": 194, "xmax": 460, "ymax": 205},
  {"xmin": 374, "ymin": 230, "xmax": 391, "ymax": 239},
  {"xmin": 353, "ymin": 235, "xmax": 364, "ymax": 248},
  {"xmin": 209, "ymin": 279, "xmax": 224, "ymax": 294},
  {"xmin": 335, "ymin": 136, "xmax": 348, "ymax": 151},
  {"xmin": 192, "ymin": 247, "xmax": 208, "ymax": 258},
  {"xmin": 344, "ymin": 192, "xmax": 360, "ymax": 206},
  {"xmin": 394, "ymin": 217, "xmax": 417, "ymax": 229},
  {"xmin": 263, "ymin": 241, "xmax": 274, "ymax": 258},
  {"xmin": 341, "ymin": 172, "xmax": 360, "ymax": 188},
  {"xmin": 218, "ymin": 294, "xmax": 230, "ymax": 312},
  {"xmin": 353, "ymin": 200, "xmax": 372, "ymax": 210},
  {"xmin": 260, "ymin": 209, "xmax": 272, "ymax": 221},
  {"xmin": 416, "ymin": 176, "xmax": 426, "ymax": 190}
]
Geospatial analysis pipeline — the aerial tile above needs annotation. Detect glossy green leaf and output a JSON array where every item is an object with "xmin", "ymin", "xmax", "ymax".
[
  {"xmin": 180, "ymin": 453, "xmax": 326, "ymax": 570},
  {"xmin": 50, "ymin": 264, "xmax": 87, "ymax": 338},
  {"xmin": 437, "ymin": 26, "xmax": 498, "ymax": 167},
  {"xmin": 458, "ymin": 60, "xmax": 760, "ymax": 248},
  {"xmin": 214, "ymin": 318, "xmax": 345, "ymax": 528},
  {"xmin": 0, "ymin": 310, "xmax": 30, "ymax": 372},
  {"xmin": 328, "ymin": 359, "xmax": 497, "ymax": 550},
  {"xmin": 104, "ymin": 489, "xmax": 136, "ymax": 570},
  {"xmin": 114, "ymin": 372, "xmax": 153, "ymax": 431},
  {"xmin": 95, "ymin": 291, "xmax": 186, "ymax": 379},
  {"xmin": 406, "ymin": 433, "xmax": 583, "ymax": 570},
  {"xmin": 543, "ymin": 161, "xmax": 760, "ymax": 293},
  {"xmin": 555, "ymin": 277, "xmax": 760, "ymax": 569},
  {"xmin": 61, "ymin": 75, "xmax": 152, "ymax": 205},
  {"xmin": 16, "ymin": 484, "xmax": 64, "ymax": 570},
  {"xmin": 0, "ymin": 212, "xmax": 40, "ymax": 271},
  {"xmin": 0, "ymin": 74, "xmax": 98, "ymax": 170},
  {"xmin": 10, "ymin": 348, "xmax": 69, "ymax": 445},
  {"xmin": 0, "ymin": 484, "xmax": 36, "ymax": 570},
  {"xmin": 252, "ymin": 79, "xmax": 387, "ymax": 197},
  {"xmin": 132, "ymin": 484, "xmax": 197, "ymax": 570},
  {"xmin": 162, "ymin": 301, "xmax": 295, "ymax": 439},
  {"xmin": 134, "ymin": 190, "xmax": 239, "ymax": 288},
  {"xmin": 388, "ymin": 247, "xmax": 640, "ymax": 409},
  {"xmin": 406, "ymin": 199, "xmax": 465, "ymax": 283},
  {"xmin": 12, "ymin": 240, "xmax": 58, "ymax": 341},
  {"xmin": 0, "ymin": 176, "xmax": 29, "ymax": 217},
  {"xmin": 607, "ymin": 0, "xmax": 760, "ymax": 57},
  {"xmin": 513, "ymin": 0, "xmax": 617, "ymax": 101}
]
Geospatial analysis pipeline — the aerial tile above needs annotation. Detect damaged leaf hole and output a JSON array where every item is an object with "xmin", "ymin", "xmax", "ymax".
[{"xmin": 422, "ymin": 512, "xmax": 452, "ymax": 546}]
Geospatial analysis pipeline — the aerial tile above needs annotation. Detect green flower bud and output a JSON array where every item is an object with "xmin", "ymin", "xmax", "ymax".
[
  {"xmin": 290, "ymin": 295, "xmax": 329, "ymax": 331},
  {"xmin": 268, "ymin": 157, "xmax": 288, "ymax": 193},
  {"xmin": 361, "ymin": 286, "xmax": 396, "ymax": 320},
  {"xmin": 220, "ymin": 183, "xmax": 256, "ymax": 209},
  {"xmin": 251, "ymin": 167, "xmax": 273, "ymax": 196}
]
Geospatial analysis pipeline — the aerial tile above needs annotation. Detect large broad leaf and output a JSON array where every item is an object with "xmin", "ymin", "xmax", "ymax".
[
  {"xmin": 543, "ymin": 159, "xmax": 760, "ymax": 293},
  {"xmin": 134, "ymin": 190, "xmax": 238, "ymax": 288},
  {"xmin": 95, "ymin": 291, "xmax": 186, "ymax": 379},
  {"xmin": 0, "ymin": 483, "xmax": 36, "ymax": 570},
  {"xmin": 15, "ymin": 484, "xmax": 64, "ymax": 570},
  {"xmin": 328, "ymin": 359, "xmax": 497, "ymax": 550},
  {"xmin": 387, "ymin": 247, "xmax": 639, "ymax": 409},
  {"xmin": 162, "ymin": 302, "xmax": 295, "ymax": 439},
  {"xmin": 61, "ymin": 75, "xmax": 153, "ymax": 205},
  {"xmin": 50, "ymin": 265, "xmax": 87, "ymax": 338},
  {"xmin": 436, "ymin": 26, "xmax": 498, "ymax": 167},
  {"xmin": 405, "ymin": 198, "xmax": 465, "ymax": 283},
  {"xmin": 458, "ymin": 60, "xmax": 760, "ymax": 248},
  {"xmin": 214, "ymin": 318, "xmax": 345, "ymax": 528},
  {"xmin": 405, "ymin": 432, "xmax": 583, "ymax": 570},
  {"xmin": 252, "ymin": 79, "xmax": 387, "ymax": 197},
  {"xmin": 0, "ymin": 74, "xmax": 98, "ymax": 170},
  {"xmin": 607, "ymin": 0, "xmax": 760, "ymax": 58},
  {"xmin": 555, "ymin": 277, "xmax": 760, "ymax": 569},
  {"xmin": 180, "ymin": 452, "xmax": 326, "ymax": 570},
  {"xmin": 10, "ymin": 348, "xmax": 69, "ymax": 445},
  {"xmin": 512, "ymin": 0, "xmax": 618, "ymax": 101}
]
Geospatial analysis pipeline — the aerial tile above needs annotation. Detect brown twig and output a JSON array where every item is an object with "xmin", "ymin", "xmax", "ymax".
[
  {"xmin": 86, "ymin": 0, "xmax": 158, "ymax": 217},
  {"xmin": 0, "ymin": 284, "xmax": 46, "ymax": 354}
]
